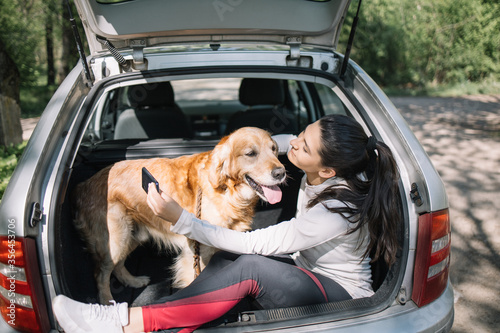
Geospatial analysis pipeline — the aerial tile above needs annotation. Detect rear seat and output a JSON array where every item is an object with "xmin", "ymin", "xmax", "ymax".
[
  {"xmin": 225, "ymin": 78, "xmax": 298, "ymax": 135},
  {"xmin": 114, "ymin": 82, "xmax": 193, "ymax": 139}
]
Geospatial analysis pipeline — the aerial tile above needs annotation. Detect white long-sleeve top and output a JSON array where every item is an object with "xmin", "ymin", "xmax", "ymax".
[{"xmin": 171, "ymin": 175, "xmax": 374, "ymax": 299}]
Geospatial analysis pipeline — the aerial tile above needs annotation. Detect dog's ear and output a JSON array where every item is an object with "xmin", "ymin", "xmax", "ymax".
[{"xmin": 208, "ymin": 136, "xmax": 231, "ymax": 189}]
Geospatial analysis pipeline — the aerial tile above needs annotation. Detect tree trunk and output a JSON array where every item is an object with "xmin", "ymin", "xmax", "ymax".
[
  {"xmin": 58, "ymin": 0, "xmax": 77, "ymax": 83},
  {"xmin": 46, "ymin": 10, "xmax": 55, "ymax": 86},
  {"xmin": 0, "ymin": 38, "xmax": 23, "ymax": 147}
]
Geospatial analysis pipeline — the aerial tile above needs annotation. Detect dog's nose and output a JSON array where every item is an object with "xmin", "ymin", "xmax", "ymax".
[{"xmin": 272, "ymin": 167, "xmax": 286, "ymax": 181}]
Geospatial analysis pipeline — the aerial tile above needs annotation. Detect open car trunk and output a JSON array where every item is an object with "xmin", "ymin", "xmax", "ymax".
[
  {"xmin": 53, "ymin": 74, "xmax": 406, "ymax": 331},
  {"xmin": 56, "ymin": 139, "xmax": 304, "ymax": 307}
]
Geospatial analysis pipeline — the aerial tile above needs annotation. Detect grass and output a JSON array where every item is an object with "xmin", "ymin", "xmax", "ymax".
[
  {"xmin": 383, "ymin": 78, "xmax": 500, "ymax": 97},
  {"xmin": 425, "ymin": 79, "xmax": 500, "ymax": 97},
  {"xmin": 0, "ymin": 142, "xmax": 27, "ymax": 201}
]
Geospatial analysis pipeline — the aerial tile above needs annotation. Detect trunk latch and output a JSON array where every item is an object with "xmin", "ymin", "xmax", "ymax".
[
  {"xmin": 29, "ymin": 202, "xmax": 43, "ymax": 228},
  {"xmin": 410, "ymin": 183, "xmax": 423, "ymax": 206}
]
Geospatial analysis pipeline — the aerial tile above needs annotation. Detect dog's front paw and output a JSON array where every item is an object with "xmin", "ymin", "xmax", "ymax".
[{"xmin": 127, "ymin": 275, "xmax": 150, "ymax": 288}]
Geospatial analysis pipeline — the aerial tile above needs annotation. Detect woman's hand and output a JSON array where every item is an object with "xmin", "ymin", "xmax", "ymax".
[{"xmin": 146, "ymin": 183, "xmax": 184, "ymax": 224}]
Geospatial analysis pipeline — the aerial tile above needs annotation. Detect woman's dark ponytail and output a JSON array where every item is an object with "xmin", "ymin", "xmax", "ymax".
[
  {"xmin": 360, "ymin": 140, "xmax": 400, "ymax": 266},
  {"xmin": 307, "ymin": 115, "xmax": 401, "ymax": 267}
]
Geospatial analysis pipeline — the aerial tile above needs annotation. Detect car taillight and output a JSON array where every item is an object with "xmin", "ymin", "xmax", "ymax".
[
  {"xmin": 412, "ymin": 209, "xmax": 451, "ymax": 307},
  {"xmin": 0, "ymin": 236, "xmax": 50, "ymax": 332}
]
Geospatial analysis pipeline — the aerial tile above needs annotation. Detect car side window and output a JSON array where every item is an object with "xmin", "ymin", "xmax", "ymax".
[
  {"xmin": 288, "ymin": 80, "xmax": 312, "ymax": 130},
  {"xmin": 313, "ymin": 83, "xmax": 347, "ymax": 116}
]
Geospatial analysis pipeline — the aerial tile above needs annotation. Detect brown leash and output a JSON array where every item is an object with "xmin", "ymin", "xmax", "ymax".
[{"xmin": 192, "ymin": 187, "xmax": 202, "ymax": 278}]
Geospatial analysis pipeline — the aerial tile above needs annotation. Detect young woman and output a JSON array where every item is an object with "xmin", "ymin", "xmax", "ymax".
[{"xmin": 52, "ymin": 114, "xmax": 401, "ymax": 333}]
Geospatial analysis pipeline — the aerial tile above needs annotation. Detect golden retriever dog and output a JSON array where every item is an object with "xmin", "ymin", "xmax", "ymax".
[{"xmin": 73, "ymin": 127, "xmax": 286, "ymax": 304}]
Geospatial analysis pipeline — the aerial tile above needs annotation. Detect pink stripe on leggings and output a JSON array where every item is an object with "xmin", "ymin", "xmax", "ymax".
[
  {"xmin": 142, "ymin": 279, "xmax": 260, "ymax": 332},
  {"xmin": 296, "ymin": 267, "xmax": 328, "ymax": 302}
]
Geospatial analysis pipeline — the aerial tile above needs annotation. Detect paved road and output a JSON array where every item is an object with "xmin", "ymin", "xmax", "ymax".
[
  {"xmin": 20, "ymin": 117, "xmax": 39, "ymax": 141},
  {"xmin": 392, "ymin": 95, "xmax": 500, "ymax": 333},
  {"xmin": 22, "ymin": 95, "xmax": 500, "ymax": 332}
]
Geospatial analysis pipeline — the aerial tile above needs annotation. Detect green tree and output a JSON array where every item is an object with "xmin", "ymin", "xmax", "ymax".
[
  {"xmin": 59, "ymin": 0, "xmax": 80, "ymax": 83},
  {"xmin": 0, "ymin": 0, "xmax": 44, "ymax": 86},
  {"xmin": 340, "ymin": 0, "xmax": 500, "ymax": 88},
  {"xmin": 46, "ymin": 1, "xmax": 57, "ymax": 86},
  {"xmin": 0, "ymin": 38, "xmax": 23, "ymax": 147}
]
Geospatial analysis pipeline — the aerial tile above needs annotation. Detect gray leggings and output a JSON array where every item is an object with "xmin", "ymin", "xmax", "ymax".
[{"xmin": 143, "ymin": 251, "xmax": 351, "ymax": 332}]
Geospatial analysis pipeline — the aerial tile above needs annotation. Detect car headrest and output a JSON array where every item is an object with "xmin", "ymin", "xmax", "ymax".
[
  {"xmin": 239, "ymin": 78, "xmax": 285, "ymax": 106},
  {"xmin": 127, "ymin": 82, "xmax": 176, "ymax": 108}
]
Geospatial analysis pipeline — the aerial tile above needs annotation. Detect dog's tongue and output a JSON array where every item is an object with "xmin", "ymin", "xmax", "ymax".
[{"xmin": 261, "ymin": 185, "xmax": 282, "ymax": 204}]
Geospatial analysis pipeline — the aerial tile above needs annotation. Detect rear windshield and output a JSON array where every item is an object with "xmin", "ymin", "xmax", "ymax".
[{"xmin": 83, "ymin": 77, "xmax": 348, "ymax": 142}]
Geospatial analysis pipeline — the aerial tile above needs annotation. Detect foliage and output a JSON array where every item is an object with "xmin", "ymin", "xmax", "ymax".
[
  {"xmin": 0, "ymin": 142, "xmax": 27, "ymax": 201},
  {"xmin": 1, "ymin": 0, "xmax": 499, "ymax": 107},
  {"xmin": 0, "ymin": 0, "xmax": 81, "ymax": 88},
  {"xmin": 339, "ymin": 0, "xmax": 500, "ymax": 89},
  {"xmin": 0, "ymin": 0, "xmax": 81, "ymax": 117},
  {"xmin": 20, "ymin": 83, "xmax": 58, "ymax": 118},
  {"xmin": 0, "ymin": 0, "xmax": 46, "ymax": 86}
]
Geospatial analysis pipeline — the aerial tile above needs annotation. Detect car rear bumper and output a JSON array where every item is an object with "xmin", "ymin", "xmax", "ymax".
[
  {"xmin": 270, "ymin": 281, "xmax": 455, "ymax": 333},
  {"xmin": 3, "ymin": 281, "xmax": 453, "ymax": 333}
]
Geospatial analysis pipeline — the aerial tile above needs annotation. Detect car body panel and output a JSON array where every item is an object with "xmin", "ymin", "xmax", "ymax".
[
  {"xmin": 75, "ymin": 0, "xmax": 351, "ymax": 55},
  {"xmin": 194, "ymin": 282, "xmax": 454, "ymax": 332},
  {"xmin": 346, "ymin": 59, "xmax": 449, "ymax": 213},
  {"xmin": 1, "ymin": 283, "xmax": 448, "ymax": 333},
  {"xmin": 335, "ymin": 58, "xmax": 451, "ymax": 303},
  {"xmin": 0, "ymin": 3, "xmax": 454, "ymax": 329},
  {"xmin": 0, "ymin": 65, "xmax": 88, "ymax": 239},
  {"xmin": 90, "ymin": 46, "xmax": 341, "ymax": 82}
]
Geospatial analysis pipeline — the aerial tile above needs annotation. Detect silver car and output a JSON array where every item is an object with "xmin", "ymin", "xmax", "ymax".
[{"xmin": 0, "ymin": 0, "xmax": 454, "ymax": 332}]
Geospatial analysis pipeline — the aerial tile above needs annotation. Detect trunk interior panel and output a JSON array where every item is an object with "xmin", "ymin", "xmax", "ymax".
[{"xmin": 56, "ymin": 141, "xmax": 303, "ymax": 310}]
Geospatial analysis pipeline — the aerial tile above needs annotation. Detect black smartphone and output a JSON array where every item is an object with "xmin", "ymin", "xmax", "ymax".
[{"xmin": 142, "ymin": 167, "xmax": 160, "ymax": 193}]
